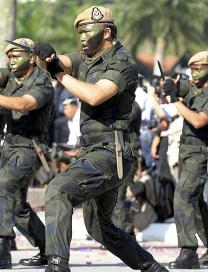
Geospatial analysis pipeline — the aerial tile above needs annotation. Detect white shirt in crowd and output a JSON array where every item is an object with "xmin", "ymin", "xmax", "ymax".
[{"xmin": 67, "ymin": 107, "xmax": 81, "ymax": 147}]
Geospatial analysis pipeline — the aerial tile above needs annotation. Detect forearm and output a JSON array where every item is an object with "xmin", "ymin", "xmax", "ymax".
[
  {"xmin": 175, "ymin": 101, "xmax": 208, "ymax": 128},
  {"xmin": 0, "ymin": 95, "xmax": 35, "ymax": 112},
  {"xmin": 147, "ymin": 84, "xmax": 166, "ymax": 119},
  {"xmin": 56, "ymin": 72, "xmax": 98, "ymax": 105},
  {"xmin": 56, "ymin": 72, "xmax": 117, "ymax": 106},
  {"xmin": 152, "ymin": 96, "xmax": 166, "ymax": 119},
  {"xmin": 151, "ymin": 135, "xmax": 160, "ymax": 158}
]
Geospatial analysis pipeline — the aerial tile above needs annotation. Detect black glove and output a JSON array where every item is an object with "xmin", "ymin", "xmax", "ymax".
[
  {"xmin": 33, "ymin": 43, "xmax": 63, "ymax": 78},
  {"xmin": 47, "ymin": 58, "xmax": 64, "ymax": 79},
  {"xmin": 170, "ymin": 81, "xmax": 180, "ymax": 102},
  {"xmin": 163, "ymin": 78, "xmax": 174, "ymax": 96},
  {"xmin": 163, "ymin": 78, "xmax": 180, "ymax": 102},
  {"xmin": 33, "ymin": 42, "xmax": 56, "ymax": 60}
]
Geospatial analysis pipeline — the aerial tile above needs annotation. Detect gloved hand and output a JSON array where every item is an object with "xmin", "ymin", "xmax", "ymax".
[
  {"xmin": 33, "ymin": 42, "xmax": 56, "ymax": 60},
  {"xmin": 163, "ymin": 78, "xmax": 175, "ymax": 96},
  {"xmin": 163, "ymin": 78, "xmax": 180, "ymax": 102},
  {"xmin": 47, "ymin": 58, "xmax": 64, "ymax": 79},
  {"xmin": 170, "ymin": 81, "xmax": 180, "ymax": 102},
  {"xmin": 33, "ymin": 42, "xmax": 63, "ymax": 78}
]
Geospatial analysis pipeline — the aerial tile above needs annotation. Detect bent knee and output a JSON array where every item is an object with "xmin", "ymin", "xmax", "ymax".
[
  {"xmin": 45, "ymin": 176, "xmax": 84, "ymax": 207},
  {"xmin": 45, "ymin": 180, "xmax": 62, "ymax": 203}
]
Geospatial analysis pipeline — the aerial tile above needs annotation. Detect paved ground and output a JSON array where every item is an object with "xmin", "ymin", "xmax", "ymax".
[
  {"xmin": 5, "ymin": 247, "xmax": 208, "ymax": 272},
  {"xmin": 11, "ymin": 205, "xmax": 208, "ymax": 271}
]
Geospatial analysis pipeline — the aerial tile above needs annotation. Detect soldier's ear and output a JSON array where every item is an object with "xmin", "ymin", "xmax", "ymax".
[{"xmin": 103, "ymin": 27, "xmax": 111, "ymax": 40}]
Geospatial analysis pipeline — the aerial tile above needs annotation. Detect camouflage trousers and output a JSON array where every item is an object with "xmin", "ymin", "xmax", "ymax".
[
  {"xmin": 0, "ymin": 139, "xmax": 45, "ymax": 250},
  {"xmin": 112, "ymin": 152, "xmax": 137, "ymax": 234},
  {"xmin": 174, "ymin": 143, "xmax": 208, "ymax": 248},
  {"xmin": 112, "ymin": 184, "xmax": 134, "ymax": 234},
  {"xmin": 45, "ymin": 143, "xmax": 154, "ymax": 270}
]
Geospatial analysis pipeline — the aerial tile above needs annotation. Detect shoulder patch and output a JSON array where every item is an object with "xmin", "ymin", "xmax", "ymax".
[{"xmin": 91, "ymin": 7, "xmax": 103, "ymax": 21}]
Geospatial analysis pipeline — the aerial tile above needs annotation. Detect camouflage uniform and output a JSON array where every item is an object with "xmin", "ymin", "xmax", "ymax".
[
  {"xmin": 45, "ymin": 42, "xmax": 155, "ymax": 269},
  {"xmin": 174, "ymin": 80, "xmax": 208, "ymax": 248},
  {"xmin": 0, "ymin": 66, "xmax": 54, "ymax": 250}
]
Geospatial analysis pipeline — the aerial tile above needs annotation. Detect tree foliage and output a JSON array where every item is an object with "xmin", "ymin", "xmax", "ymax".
[
  {"xmin": 0, "ymin": 0, "xmax": 16, "ymax": 67},
  {"xmin": 16, "ymin": 0, "xmax": 114, "ymax": 54},
  {"xmin": 16, "ymin": 0, "xmax": 208, "ymax": 60},
  {"xmin": 114, "ymin": 0, "xmax": 208, "ymax": 56}
]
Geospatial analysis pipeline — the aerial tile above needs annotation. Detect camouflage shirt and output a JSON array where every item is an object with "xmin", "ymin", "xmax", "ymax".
[
  {"xmin": 67, "ymin": 41, "xmax": 138, "ymax": 135},
  {"xmin": 1, "ymin": 66, "xmax": 54, "ymax": 138},
  {"xmin": 180, "ymin": 80, "xmax": 208, "ymax": 139}
]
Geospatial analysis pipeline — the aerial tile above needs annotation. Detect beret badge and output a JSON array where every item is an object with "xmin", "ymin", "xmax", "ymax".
[{"xmin": 91, "ymin": 7, "xmax": 104, "ymax": 21}]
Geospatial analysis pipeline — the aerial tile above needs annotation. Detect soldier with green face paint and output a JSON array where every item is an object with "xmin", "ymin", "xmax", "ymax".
[
  {"xmin": 33, "ymin": 5, "xmax": 168, "ymax": 272},
  {"xmin": 191, "ymin": 64, "xmax": 208, "ymax": 86},
  {"xmin": 0, "ymin": 38, "xmax": 54, "ymax": 269},
  {"xmin": 163, "ymin": 51, "xmax": 208, "ymax": 269}
]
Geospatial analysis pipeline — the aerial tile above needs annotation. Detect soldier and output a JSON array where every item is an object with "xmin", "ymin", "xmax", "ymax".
[
  {"xmin": 33, "ymin": 6, "xmax": 168, "ymax": 272},
  {"xmin": 163, "ymin": 51, "xmax": 208, "ymax": 269},
  {"xmin": 0, "ymin": 38, "xmax": 54, "ymax": 268}
]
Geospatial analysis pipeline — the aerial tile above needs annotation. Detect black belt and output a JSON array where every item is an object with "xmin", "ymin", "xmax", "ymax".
[
  {"xmin": 79, "ymin": 132, "xmax": 129, "ymax": 147},
  {"xmin": 9, "ymin": 129, "xmax": 44, "ymax": 139},
  {"xmin": 180, "ymin": 135, "xmax": 208, "ymax": 146},
  {"xmin": 5, "ymin": 133, "xmax": 43, "ymax": 146}
]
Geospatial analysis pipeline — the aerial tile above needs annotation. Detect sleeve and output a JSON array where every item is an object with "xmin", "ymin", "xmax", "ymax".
[
  {"xmin": 200, "ymin": 93, "xmax": 208, "ymax": 114},
  {"xmin": 179, "ymin": 80, "xmax": 190, "ymax": 97},
  {"xmin": 26, "ymin": 72, "xmax": 54, "ymax": 109},
  {"xmin": 66, "ymin": 52, "xmax": 83, "ymax": 78},
  {"xmin": 99, "ymin": 57, "xmax": 138, "ymax": 94},
  {"xmin": 191, "ymin": 90, "xmax": 208, "ymax": 114}
]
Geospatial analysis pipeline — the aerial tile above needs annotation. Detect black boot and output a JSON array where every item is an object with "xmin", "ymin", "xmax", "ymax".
[
  {"xmin": 45, "ymin": 256, "xmax": 71, "ymax": 272},
  {"xmin": 141, "ymin": 261, "xmax": 169, "ymax": 271},
  {"xmin": 168, "ymin": 248, "xmax": 199, "ymax": 269},
  {"xmin": 19, "ymin": 250, "xmax": 48, "ymax": 266},
  {"xmin": 0, "ymin": 237, "xmax": 12, "ymax": 269},
  {"xmin": 199, "ymin": 249, "xmax": 208, "ymax": 268}
]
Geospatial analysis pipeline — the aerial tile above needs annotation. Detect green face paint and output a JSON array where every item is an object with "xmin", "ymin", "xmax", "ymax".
[
  {"xmin": 191, "ymin": 68, "xmax": 208, "ymax": 81},
  {"xmin": 78, "ymin": 23, "xmax": 104, "ymax": 57},
  {"xmin": 7, "ymin": 50, "xmax": 31, "ymax": 78}
]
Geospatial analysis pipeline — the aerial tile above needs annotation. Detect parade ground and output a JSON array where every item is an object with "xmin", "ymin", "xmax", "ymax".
[
  {"xmin": 6, "ymin": 247, "xmax": 208, "ymax": 272},
  {"xmin": 10, "ymin": 193, "xmax": 208, "ymax": 272}
]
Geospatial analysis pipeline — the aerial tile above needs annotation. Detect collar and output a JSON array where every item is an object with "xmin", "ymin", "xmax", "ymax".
[
  {"xmin": 101, "ymin": 40, "xmax": 122, "ymax": 62},
  {"xmin": 23, "ymin": 66, "xmax": 41, "ymax": 89},
  {"xmin": 84, "ymin": 40, "xmax": 122, "ymax": 66},
  {"xmin": 10, "ymin": 65, "xmax": 38, "ymax": 86}
]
